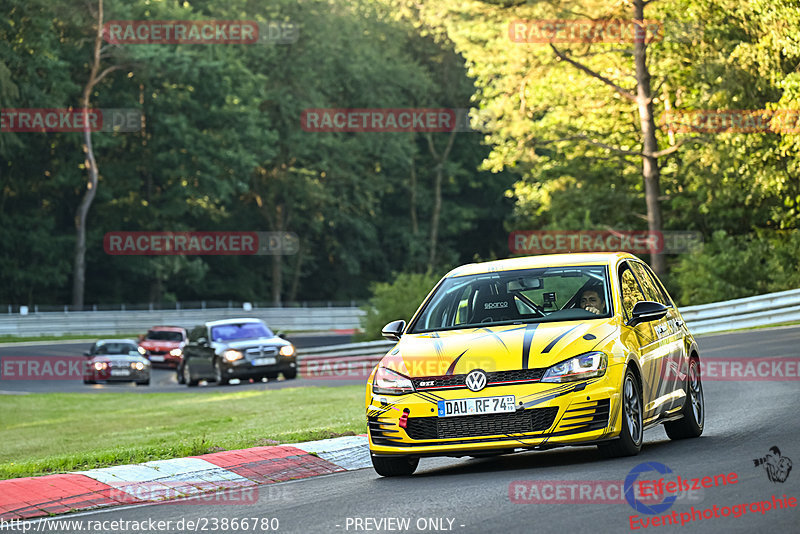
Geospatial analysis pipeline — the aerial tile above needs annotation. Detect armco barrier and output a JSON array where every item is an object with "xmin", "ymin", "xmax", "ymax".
[
  {"xmin": 679, "ymin": 288, "xmax": 800, "ymax": 335},
  {"xmin": 297, "ymin": 289, "xmax": 800, "ymax": 365},
  {"xmin": 0, "ymin": 307, "xmax": 365, "ymax": 337},
  {"xmin": 298, "ymin": 340, "xmax": 395, "ymax": 377}
]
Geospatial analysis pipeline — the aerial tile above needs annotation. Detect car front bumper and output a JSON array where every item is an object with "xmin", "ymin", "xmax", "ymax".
[{"xmin": 367, "ymin": 365, "xmax": 624, "ymax": 456}]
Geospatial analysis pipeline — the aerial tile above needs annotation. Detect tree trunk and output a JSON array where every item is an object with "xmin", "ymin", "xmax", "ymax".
[
  {"xmin": 72, "ymin": 0, "xmax": 107, "ymax": 308},
  {"xmin": 633, "ymin": 0, "xmax": 665, "ymax": 276},
  {"xmin": 426, "ymin": 130, "xmax": 457, "ymax": 272}
]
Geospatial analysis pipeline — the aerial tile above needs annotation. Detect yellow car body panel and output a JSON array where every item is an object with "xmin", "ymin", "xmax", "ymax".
[{"xmin": 365, "ymin": 252, "xmax": 699, "ymax": 458}]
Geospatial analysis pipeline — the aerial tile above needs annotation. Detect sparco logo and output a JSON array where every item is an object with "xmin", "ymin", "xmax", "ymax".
[
  {"xmin": 484, "ymin": 301, "xmax": 509, "ymax": 310},
  {"xmin": 465, "ymin": 370, "xmax": 488, "ymax": 392}
]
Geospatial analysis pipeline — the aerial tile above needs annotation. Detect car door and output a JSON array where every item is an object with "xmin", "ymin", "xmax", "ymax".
[
  {"xmin": 632, "ymin": 261, "xmax": 690, "ymax": 414},
  {"xmin": 617, "ymin": 261, "xmax": 663, "ymax": 424},
  {"xmin": 185, "ymin": 325, "xmax": 215, "ymax": 376}
]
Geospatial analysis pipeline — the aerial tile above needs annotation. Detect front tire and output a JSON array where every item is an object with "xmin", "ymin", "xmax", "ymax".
[
  {"xmin": 664, "ymin": 358, "xmax": 704, "ymax": 439},
  {"xmin": 282, "ymin": 368, "xmax": 297, "ymax": 380},
  {"xmin": 371, "ymin": 455, "xmax": 419, "ymax": 477},
  {"xmin": 214, "ymin": 359, "xmax": 230, "ymax": 386},
  {"xmin": 598, "ymin": 369, "xmax": 643, "ymax": 458}
]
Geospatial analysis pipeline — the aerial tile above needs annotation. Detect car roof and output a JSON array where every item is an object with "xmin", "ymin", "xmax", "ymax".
[
  {"xmin": 205, "ymin": 318, "xmax": 266, "ymax": 327},
  {"xmin": 147, "ymin": 326, "xmax": 186, "ymax": 332},
  {"xmin": 446, "ymin": 252, "xmax": 636, "ymax": 277},
  {"xmin": 95, "ymin": 339, "xmax": 139, "ymax": 344}
]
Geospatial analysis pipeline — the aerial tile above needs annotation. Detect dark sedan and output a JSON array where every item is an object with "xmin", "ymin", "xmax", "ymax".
[
  {"xmin": 83, "ymin": 339, "xmax": 151, "ymax": 385},
  {"xmin": 177, "ymin": 318, "xmax": 297, "ymax": 386}
]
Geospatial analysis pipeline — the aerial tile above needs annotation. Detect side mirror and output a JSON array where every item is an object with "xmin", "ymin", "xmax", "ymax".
[
  {"xmin": 628, "ymin": 301, "xmax": 668, "ymax": 327},
  {"xmin": 197, "ymin": 337, "xmax": 208, "ymax": 347},
  {"xmin": 276, "ymin": 332, "xmax": 287, "ymax": 339},
  {"xmin": 381, "ymin": 320, "xmax": 406, "ymax": 341},
  {"xmin": 83, "ymin": 351, "xmax": 91, "ymax": 357}
]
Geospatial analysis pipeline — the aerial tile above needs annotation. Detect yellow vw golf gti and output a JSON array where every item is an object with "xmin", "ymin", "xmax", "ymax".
[{"xmin": 366, "ymin": 253, "xmax": 704, "ymax": 476}]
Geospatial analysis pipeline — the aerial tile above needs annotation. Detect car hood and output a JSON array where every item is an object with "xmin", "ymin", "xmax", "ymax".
[
  {"xmin": 90, "ymin": 354, "xmax": 151, "ymax": 365},
  {"xmin": 214, "ymin": 336, "xmax": 289, "ymax": 350},
  {"xmin": 381, "ymin": 319, "xmax": 618, "ymax": 378}
]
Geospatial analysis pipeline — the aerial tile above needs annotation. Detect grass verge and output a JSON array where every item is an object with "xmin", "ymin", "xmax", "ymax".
[{"xmin": 0, "ymin": 385, "xmax": 366, "ymax": 480}]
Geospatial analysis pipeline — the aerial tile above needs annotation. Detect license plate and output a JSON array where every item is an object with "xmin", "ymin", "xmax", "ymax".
[
  {"xmin": 252, "ymin": 357, "xmax": 277, "ymax": 366},
  {"xmin": 149, "ymin": 355, "xmax": 165, "ymax": 362},
  {"xmin": 110, "ymin": 369, "xmax": 130, "ymax": 376},
  {"xmin": 438, "ymin": 395, "xmax": 516, "ymax": 417}
]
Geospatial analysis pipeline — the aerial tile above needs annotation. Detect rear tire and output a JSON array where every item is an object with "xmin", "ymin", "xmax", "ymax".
[
  {"xmin": 137, "ymin": 379, "xmax": 150, "ymax": 386},
  {"xmin": 371, "ymin": 455, "xmax": 419, "ymax": 477},
  {"xmin": 664, "ymin": 358, "xmax": 704, "ymax": 439},
  {"xmin": 598, "ymin": 369, "xmax": 643, "ymax": 458},
  {"xmin": 83, "ymin": 378, "xmax": 96, "ymax": 385}
]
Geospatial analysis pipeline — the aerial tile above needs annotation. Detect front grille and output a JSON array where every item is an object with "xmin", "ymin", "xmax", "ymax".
[
  {"xmin": 149, "ymin": 350, "xmax": 167, "ymax": 355},
  {"xmin": 412, "ymin": 368, "xmax": 546, "ymax": 391},
  {"xmin": 405, "ymin": 407, "xmax": 558, "ymax": 440},
  {"xmin": 245, "ymin": 347, "xmax": 279, "ymax": 357}
]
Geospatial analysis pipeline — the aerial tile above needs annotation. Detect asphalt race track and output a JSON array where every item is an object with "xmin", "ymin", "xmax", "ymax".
[
  {"xmin": 16, "ymin": 325, "xmax": 800, "ymax": 533},
  {"xmin": 0, "ymin": 333, "xmax": 360, "ymax": 394}
]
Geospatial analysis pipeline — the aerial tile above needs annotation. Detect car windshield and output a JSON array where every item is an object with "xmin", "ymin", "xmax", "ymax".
[
  {"xmin": 409, "ymin": 265, "xmax": 612, "ymax": 333},
  {"xmin": 95, "ymin": 342, "xmax": 138, "ymax": 355},
  {"xmin": 145, "ymin": 330, "xmax": 183, "ymax": 342},
  {"xmin": 210, "ymin": 322, "xmax": 273, "ymax": 341}
]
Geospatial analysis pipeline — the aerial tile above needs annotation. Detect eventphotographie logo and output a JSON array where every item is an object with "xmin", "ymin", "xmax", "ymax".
[{"xmin": 753, "ymin": 446, "xmax": 793, "ymax": 483}]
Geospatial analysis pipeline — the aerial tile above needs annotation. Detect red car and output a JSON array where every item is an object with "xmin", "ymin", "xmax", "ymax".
[{"xmin": 138, "ymin": 326, "xmax": 188, "ymax": 367}]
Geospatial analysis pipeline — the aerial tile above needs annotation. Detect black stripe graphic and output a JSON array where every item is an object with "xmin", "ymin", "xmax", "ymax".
[{"xmin": 521, "ymin": 323, "xmax": 539, "ymax": 369}]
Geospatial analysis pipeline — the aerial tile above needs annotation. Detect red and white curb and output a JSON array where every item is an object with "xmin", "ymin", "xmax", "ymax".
[{"xmin": 0, "ymin": 435, "xmax": 369, "ymax": 520}]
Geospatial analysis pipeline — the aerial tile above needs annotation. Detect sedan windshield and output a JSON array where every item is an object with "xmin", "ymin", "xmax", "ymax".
[
  {"xmin": 94, "ymin": 342, "xmax": 138, "ymax": 355},
  {"xmin": 210, "ymin": 322, "xmax": 273, "ymax": 341},
  {"xmin": 145, "ymin": 330, "xmax": 184, "ymax": 342},
  {"xmin": 409, "ymin": 265, "xmax": 612, "ymax": 333}
]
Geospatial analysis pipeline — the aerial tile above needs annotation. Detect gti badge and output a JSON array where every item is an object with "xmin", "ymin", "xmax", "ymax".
[{"xmin": 465, "ymin": 369, "xmax": 487, "ymax": 392}]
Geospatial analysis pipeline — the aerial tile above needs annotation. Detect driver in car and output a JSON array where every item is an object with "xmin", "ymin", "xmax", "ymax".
[{"xmin": 580, "ymin": 289, "xmax": 606, "ymax": 315}]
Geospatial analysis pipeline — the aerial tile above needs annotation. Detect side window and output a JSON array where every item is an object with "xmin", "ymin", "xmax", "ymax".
[
  {"xmin": 619, "ymin": 264, "xmax": 645, "ymax": 319},
  {"xmin": 643, "ymin": 264, "xmax": 676, "ymax": 308},
  {"xmin": 630, "ymin": 262, "xmax": 666, "ymax": 305}
]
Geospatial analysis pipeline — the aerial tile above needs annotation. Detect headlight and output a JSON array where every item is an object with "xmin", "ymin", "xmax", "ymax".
[
  {"xmin": 223, "ymin": 350, "xmax": 244, "ymax": 362},
  {"xmin": 169, "ymin": 348, "xmax": 182, "ymax": 357},
  {"xmin": 279, "ymin": 345, "xmax": 295, "ymax": 357},
  {"xmin": 372, "ymin": 367, "xmax": 415, "ymax": 395},
  {"xmin": 541, "ymin": 352, "xmax": 607, "ymax": 383},
  {"xmin": 93, "ymin": 362, "xmax": 107, "ymax": 371},
  {"xmin": 137, "ymin": 346, "xmax": 146, "ymax": 355},
  {"xmin": 132, "ymin": 362, "xmax": 145, "ymax": 371}
]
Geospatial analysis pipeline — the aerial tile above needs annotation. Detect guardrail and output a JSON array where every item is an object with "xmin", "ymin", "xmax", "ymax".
[
  {"xmin": 296, "ymin": 289, "xmax": 800, "ymax": 368},
  {"xmin": 679, "ymin": 288, "xmax": 800, "ymax": 335},
  {"xmin": 298, "ymin": 340, "xmax": 395, "ymax": 378},
  {"xmin": 0, "ymin": 307, "xmax": 366, "ymax": 337}
]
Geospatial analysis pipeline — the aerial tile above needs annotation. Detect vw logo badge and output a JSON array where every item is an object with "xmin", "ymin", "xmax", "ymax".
[{"xmin": 465, "ymin": 370, "xmax": 487, "ymax": 392}]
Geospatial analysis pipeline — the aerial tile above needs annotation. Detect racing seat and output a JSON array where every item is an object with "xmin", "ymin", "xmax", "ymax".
[{"xmin": 470, "ymin": 287, "xmax": 519, "ymax": 324}]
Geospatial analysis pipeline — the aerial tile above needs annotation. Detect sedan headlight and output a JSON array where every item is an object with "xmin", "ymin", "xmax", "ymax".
[
  {"xmin": 372, "ymin": 367, "xmax": 415, "ymax": 395},
  {"xmin": 169, "ymin": 348, "xmax": 182, "ymax": 357},
  {"xmin": 279, "ymin": 345, "xmax": 295, "ymax": 357},
  {"xmin": 132, "ymin": 362, "xmax": 145, "ymax": 371},
  {"xmin": 93, "ymin": 362, "xmax": 107, "ymax": 371},
  {"xmin": 541, "ymin": 352, "xmax": 607, "ymax": 383},
  {"xmin": 223, "ymin": 350, "xmax": 244, "ymax": 362},
  {"xmin": 137, "ymin": 346, "xmax": 146, "ymax": 355}
]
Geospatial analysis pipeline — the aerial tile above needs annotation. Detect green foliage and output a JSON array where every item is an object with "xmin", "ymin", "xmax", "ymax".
[
  {"xmin": 359, "ymin": 271, "xmax": 443, "ymax": 340},
  {"xmin": 672, "ymin": 230, "xmax": 800, "ymax": 305}
]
